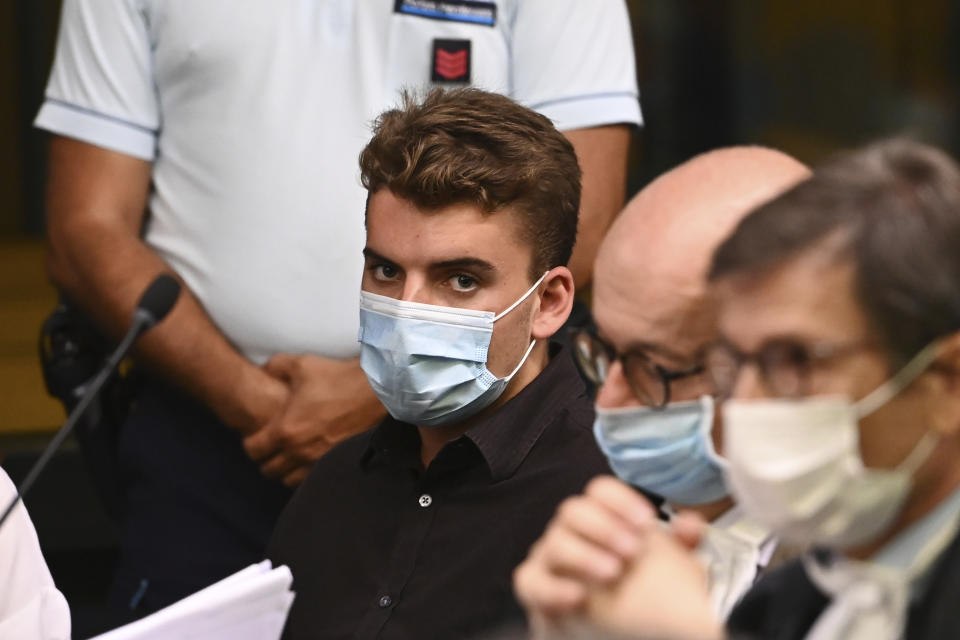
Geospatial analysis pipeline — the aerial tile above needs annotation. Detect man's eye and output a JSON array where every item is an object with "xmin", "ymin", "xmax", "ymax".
[
  {"xmin": 450, "ymin": 274, "xmax": 478, "ymax": 292},
  {"xmin": 769, "ymin": 342, "xmax": 810, "ymax": 368},
  {"xmin": 373, "ymin": 264, "xmax": 398, "ymax": 280}
]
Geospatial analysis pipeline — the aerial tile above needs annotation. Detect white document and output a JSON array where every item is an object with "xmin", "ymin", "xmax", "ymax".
[{"xmin": 90, "ymin": 561, "xmax": 295, "ymax": 640}]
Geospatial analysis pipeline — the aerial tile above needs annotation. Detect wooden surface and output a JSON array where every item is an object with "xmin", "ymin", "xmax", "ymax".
[{"xmin": 0, "ymin": 238, "xmax": 63, "ymax": 434}]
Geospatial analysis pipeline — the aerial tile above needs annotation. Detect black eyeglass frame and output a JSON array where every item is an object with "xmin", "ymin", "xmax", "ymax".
[
  {"xmin": 568, "ymin": 326, "xmax": 705, "ymax": 409},
  {"xmin": 703, "ymin": 337, "xmax": 877, "ymax": 400}
]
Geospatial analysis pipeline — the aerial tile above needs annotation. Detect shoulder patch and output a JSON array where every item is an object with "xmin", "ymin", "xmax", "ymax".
[{"xmin": 432, "ymin": 39, "xmax": 472, "ymax": 84}]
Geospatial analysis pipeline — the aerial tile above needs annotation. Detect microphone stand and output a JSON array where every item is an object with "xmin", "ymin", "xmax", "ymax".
[{"xmin": 0, "ymin": 313, "xmax": 152, "ymax": 528}]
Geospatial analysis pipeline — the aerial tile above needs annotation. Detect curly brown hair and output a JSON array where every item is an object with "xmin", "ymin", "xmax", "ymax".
[{"xmin": 359, "ymin": 88, "xmax": 582, "ymax": 281}]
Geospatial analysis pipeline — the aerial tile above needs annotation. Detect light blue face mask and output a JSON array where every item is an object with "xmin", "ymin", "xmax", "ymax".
[
  {"xmin": 358, "ymin": 274, "xmax": 546, "ymax": 427},
  {"xmin": 593, "ymin": 395, "xmax": 730, "ymax": 506}
]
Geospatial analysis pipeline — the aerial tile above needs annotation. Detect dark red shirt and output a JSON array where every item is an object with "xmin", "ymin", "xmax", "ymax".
[{"xmin": 267, "ymin": 346, "xmax": 609, "ymax": 639}]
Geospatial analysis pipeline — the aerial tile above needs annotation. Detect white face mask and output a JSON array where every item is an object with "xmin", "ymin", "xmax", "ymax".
[
  {"xmin": 358, "ymin": 273, "xmax": 546, "ymax": 427},
  {"xmin": 722, "ymin": 342, "xmax": 941, "ymax": 550}
]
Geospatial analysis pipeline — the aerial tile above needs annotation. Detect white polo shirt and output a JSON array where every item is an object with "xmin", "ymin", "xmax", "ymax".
[{"xmin": 37, "ymin": 0, "xmax": 641, "ymax": 363}]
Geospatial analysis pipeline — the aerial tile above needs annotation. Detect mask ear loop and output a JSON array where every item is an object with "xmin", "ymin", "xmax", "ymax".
[
  {"xmin": 897, "ymin": 432, "xmax": 939, "ymax": 475},
  {"xmin": 855, "ymin": 341, "xmax": 942, "ymax": 418},
  {"xmin": 492, "ymin": 272, "xmax": 549, "ymax": 381},
  {"xmin": 698, "ymin": 394, "xmax": 729, "ymax": 469},
  {"xmin": 493, "ymin": 271, "xmax": 549, "ymax": 322},
  {"xmin": 502, "ymin": 339, "xmax": 538, "ymax": 382},
  {"xmin": 855, "ymin": 340, "xmax": 943, "ymax": 477}
]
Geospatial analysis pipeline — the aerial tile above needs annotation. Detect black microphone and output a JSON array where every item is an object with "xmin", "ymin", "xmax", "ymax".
[{"xmin": 0, "ymin": 274, "xmax": 181, "ymax": 528}]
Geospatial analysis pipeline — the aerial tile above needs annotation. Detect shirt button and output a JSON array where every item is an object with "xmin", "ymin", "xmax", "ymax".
[
  {"xmin": 418, "ymin": 494, "xmax": 433, "ymax": 508},
  {"xmin": 378, "ymin": 595, "xmax": 392, "ymax": 608}
]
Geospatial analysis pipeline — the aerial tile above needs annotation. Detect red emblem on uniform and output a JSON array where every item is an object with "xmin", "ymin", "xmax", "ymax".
[
  {"xmin": 431, "ymin": 39, "xmax": 471, "ymax": 84},
  {"xmin": 435, "ymin": 49, "xmax": 469, "ymax": 80}
]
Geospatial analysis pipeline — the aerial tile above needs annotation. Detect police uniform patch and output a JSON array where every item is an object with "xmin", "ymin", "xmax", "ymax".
[
  {"xmin": 432, "ymin": 39, "xmax": 471, "ymax": 84},
  {"xmin": 394, "ymin": 0, "xmax": 496, "ymax": 27}
]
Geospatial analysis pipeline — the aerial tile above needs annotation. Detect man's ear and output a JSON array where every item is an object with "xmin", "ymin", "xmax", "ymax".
[
  {"xmin": 932, "ymin": 331, "xmax": 960, "ymax": 388},
  {"xmin": 531, "ymin": 267, "xmax": 575, "ymax": 340},
  {"xmin": 929, "ymin": 330, "xmax": 960, "ymax": 437}
]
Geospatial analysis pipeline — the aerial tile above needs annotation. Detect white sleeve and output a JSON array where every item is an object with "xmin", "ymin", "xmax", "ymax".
[
  {"xmin": 34, "ymin": 0, "xmax": 159, "ymax": 160},
  {"xmin": 509, "ymin": 0, "xmax": 642, "ymax": 131},
  {"xmin": 0, "ymin": 469, "xmax": 71, "ymax": 640}
]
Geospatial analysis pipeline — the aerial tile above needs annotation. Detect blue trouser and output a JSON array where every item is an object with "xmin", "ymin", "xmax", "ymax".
[{"xmin": 106, "ymin": 377, "xmax": 291, "ymax": 621}]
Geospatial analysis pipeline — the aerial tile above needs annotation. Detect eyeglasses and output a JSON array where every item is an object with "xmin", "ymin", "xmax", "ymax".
[
  {"xmin": 704, "ymin": 338, "xmax": 875, "ymax": 400},
  {"xmin": 569, "ymin": 327, "xmax": 705, "ymax": 408}
]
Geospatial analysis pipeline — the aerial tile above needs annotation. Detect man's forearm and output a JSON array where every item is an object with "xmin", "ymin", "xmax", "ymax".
[
  {"xmin": 47, "ymin": 219, "xmax": 285, "ymax": 435},
  {"xmin": 563, "ymin": 125, "xmax": 632, "ymax": 289}
]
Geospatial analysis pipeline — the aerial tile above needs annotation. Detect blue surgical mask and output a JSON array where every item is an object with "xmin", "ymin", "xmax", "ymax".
[
  {"xmin": 358, "ymin": 274, "xmax": 546, "ymax": 427},
  {"xmin": 593, "ymin": 395, "xmax": 730, "ymax": 505}
]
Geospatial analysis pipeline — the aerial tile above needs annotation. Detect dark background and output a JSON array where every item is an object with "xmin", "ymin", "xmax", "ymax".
[{"xmin": 1, "ymin": 1, "xmax": 958, "ymax": 637}]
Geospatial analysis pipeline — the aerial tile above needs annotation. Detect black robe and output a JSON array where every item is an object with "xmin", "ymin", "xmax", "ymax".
[{"xmin": 727, "ymin": 529, "xmax": 960, "ymax": 639}]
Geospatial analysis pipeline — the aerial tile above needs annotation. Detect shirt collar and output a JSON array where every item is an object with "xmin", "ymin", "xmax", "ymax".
[
  {"xmin": 710, "ymin": 506, "xmax": 777, "ymax": 565},
  {"xmin": 465, "ymin": 343, "xmax": 586, "ymax": 481},
  {"xmin": 699, "ymin": 507, "xmax": 776, "ymax": 620},
  {"xmin": 804, "ymin": 483, "xmax": 960, "ymax": 604},
  {"xmin": 362, "ymin": 343, "xmax": 587, "ymax": 482},
  {"xmin": 872, "ymin": 482, "xmax": 960, "ymax": 593}
]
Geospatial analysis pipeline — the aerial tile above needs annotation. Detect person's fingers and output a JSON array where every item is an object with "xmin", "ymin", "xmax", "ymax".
[
  {"xmin": 583, "ymin": 475, "xmax": 657, "ymax": 530},
  {"xmin": 553, "ymin": 495, "xmax": 643, "ymax": 560},
  {"xmin": 264, "ymin": 353, "xmax": 298, "ymax": 381},
  {"xmin": 259, "ymin": 451, "xmax": 300, "ymax": 479},
  {"xmin": 282, "ymin": 466, "xmax": 310, "ymax": 487},
  {"xmin": 537, "ymin": 521, "xmax": 632, "ymax": 586},
  {"xmin": 671, "ymin": 510, "xmax": 708, "ymax": 550},
  {"xmin": 513, "ymin": 554, "xmax": 589, "ymax": 616},
  {"xmin": 243, "ymin": 427, "xmax": 279, "ymax": 462}
]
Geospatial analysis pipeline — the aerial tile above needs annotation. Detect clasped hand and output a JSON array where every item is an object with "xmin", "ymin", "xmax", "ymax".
[
  {"xmin": 513, "ymin": 476, "xmax": 724, "ymax": 639},
  {"xmin": 242, "ymin": 354, "xmax": 385, "ymax": 487}
]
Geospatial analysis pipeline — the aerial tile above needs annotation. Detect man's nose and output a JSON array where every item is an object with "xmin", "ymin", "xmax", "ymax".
[
  {"xmin": 400, "ymin": 277, "xmax": 431, "ymax": 304},
  {"xmin": 595, "ymin": 361, "xmax": 643, "ymax": 409},
  {"xmin": 730, "ymin": 362, "xmax": 769, "ymax": 400}
]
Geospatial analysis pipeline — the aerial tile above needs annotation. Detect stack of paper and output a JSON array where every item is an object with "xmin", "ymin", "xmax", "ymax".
[{"xmin": 90, "ymin": 561, "xmax": 295, "ymax": 640}]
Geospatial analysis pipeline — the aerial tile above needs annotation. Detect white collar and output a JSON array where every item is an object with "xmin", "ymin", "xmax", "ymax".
[
  {"xmin": 805, "ymin": 482, "xmax": 960, "ymax": 598},
  {"xmin": 872, "ymin": 482, "xmax": 960, "ymax": 586},
  {"xmin": 695, "ymin": 507, "xmax": 777, "ymax": 620},
  {"xmin": 801, "ymin": 483, "xmax": 960, "ymax": 640}
]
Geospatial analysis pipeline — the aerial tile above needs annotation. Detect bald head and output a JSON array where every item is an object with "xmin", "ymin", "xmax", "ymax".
[
  {"xmin": 598, "ymin": 147, "xmax": 810, "ymax": 301},
  {"xmin": 593, "ymin": 147, "xmax": 810, "ymax": 369}
]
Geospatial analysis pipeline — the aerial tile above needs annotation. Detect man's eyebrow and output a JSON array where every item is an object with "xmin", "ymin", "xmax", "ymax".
[
  {"xmin": 623, "ymin": 340, "xmax": 699, "ymax": 365},
  {"xmin": 721, "ymin": 331, "xmax": 835, "ymax": 352},
  {"xmin": 362, "ymin": 247, "xmax": 395, "ymax": 264},
  {"xmin": 428, "ymin": 257, "xmax": 497, "ymax": 274}
]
